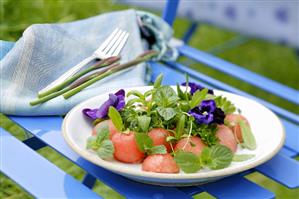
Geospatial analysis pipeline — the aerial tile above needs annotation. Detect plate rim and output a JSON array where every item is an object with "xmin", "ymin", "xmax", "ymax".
[{"xmin": 62, "ymin": 86, "xmax": 285, "ymax": 180}]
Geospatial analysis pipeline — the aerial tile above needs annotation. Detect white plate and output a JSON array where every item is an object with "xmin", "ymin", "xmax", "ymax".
[{"xmin": 62, "ymin": 86, "xmax": 285, "ymax": 186}]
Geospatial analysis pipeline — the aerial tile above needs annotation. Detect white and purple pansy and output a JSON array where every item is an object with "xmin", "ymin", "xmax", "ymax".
[
  {"xmin": 82, "ymin": 89, "xmax": 125, "ymax": 120},
  {"xmin": 181, "ymin": 82, "xmax": 214, "ymax": 95},
  {"xmin": 188, "ymin": 99, "xmax": 224, "ymax": 125}
]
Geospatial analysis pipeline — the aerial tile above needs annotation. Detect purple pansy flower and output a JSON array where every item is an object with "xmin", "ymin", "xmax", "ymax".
[
  {"xmin": 181, "ymin": 82, "xmax": 214, "ymax": 95},
  {"xmin": 189, "ymin": 100, "xmax": 224, "ymax": 125},
  {"xmin": 82, "ymin": 89, "xmax": 125, "ymax": 120},
  {"xmin": 212, "ymin": 108, "xmax": 225, "ymax": 124}
]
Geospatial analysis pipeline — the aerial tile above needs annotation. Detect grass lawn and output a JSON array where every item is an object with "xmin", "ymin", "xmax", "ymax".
[{"xmin": 1, "ymin": 0, "xmax": 298, "ymax": 198}]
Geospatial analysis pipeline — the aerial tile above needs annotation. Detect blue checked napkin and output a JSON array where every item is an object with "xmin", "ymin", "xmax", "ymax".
[{"xmin": 0, "ymin": 9, "xmax": 176, "ymax": 116}]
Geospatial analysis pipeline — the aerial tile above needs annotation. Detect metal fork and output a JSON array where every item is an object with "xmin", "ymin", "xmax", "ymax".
[{"xmin": 39, "ymin": 28, "xmax": 129, "ymax": 94}]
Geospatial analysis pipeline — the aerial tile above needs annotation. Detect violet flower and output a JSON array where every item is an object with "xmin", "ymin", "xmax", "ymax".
[
  {"xmin": 82, "ymin": 89, "xmax": 125, "ymax": 120},
  {"xmin": 181, "ymin": 82, "xmax": 214, "ymax": 95},
  {"xmin": 189, "ymin": 100, "xmax": 224, "ymax": 125}
]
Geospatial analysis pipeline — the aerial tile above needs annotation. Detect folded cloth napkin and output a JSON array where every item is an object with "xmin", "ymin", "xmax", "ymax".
[{"xmin": 0, "ymin": 9, "xmax": 175, "ymax": 116}]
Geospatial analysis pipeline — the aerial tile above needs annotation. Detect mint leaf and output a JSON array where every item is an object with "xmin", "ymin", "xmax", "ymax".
[
  {"xmin": 148, "ymin": 145, "xmax": 167, "ymax": 155},
  {"xmin": 153, "ymin": 86, "xmax": 178, "ymax": 107},
  {"xmin": 87, "ymin": 124, "xmax": 114, "ymax": 160},
  {"xmin": 126, "ymin": 98, "xmax": 144, "ymax": 107},
  {"xmin": 200, "ymin": 147, "xmax": 212, "ymax": 165},
  {"xmin": 177, "ymin": 83, "xmax": 186, "ymax": 100},
  {"xmin": 239, "ymin": 121, "xmax": 256, "ymax": 150},
  {"xmin": 97, "ymin": 139, "xmax": 114, "ymax": 159},
  {"xmin": 233, "ymin": 154, "xmax": 255, "ymax": 162},
  {"xmin": 135, "ymin": 133, "xmax": 153, "ymax": 152},
  {"xmin": 108, "ymin": 106, "xmax": 124, "ymax": 131},
  {"xmin": 174, "ymin": 151, "xmax": 201, "ymax": 173},
  {"xmin": 135, "ymin": 133, "xmax": 167, "ymax": 154},
  {"xmin": 166, "ymin": 135, "xmax": 177, "ymax": 142},
  {"xmin": 86, "ymin": 123, "xmax": 110, "ymax": 150},
  {"xmin": 95, "ymin": 122, "xmax": 109, "ymax": 141},
  {"xmin": 178, "ymin": 100, "xmax": 190, "ymax": 112},
  {"xmin": 86, "ymin": 136, "xmax": 100, "ymax": 150},
  {"xmin": 144, "ymin": 89, "xmax": 154, "ymax": 98},
  {"xmin": 154, "ymin": 74, "xmax": 163, "ymax": 88},
  {"xmin": 126, "ymin": 90, "xmax": 145, "ymax": 100},
  {"xmin": 185, "ymin": 74, "xmax": 189, "ymax": 93},
  {"xmin": 214, "ymin": 96, "xmax": 236, "ymax": 114},
  {"xmin": 137, "ymin": 115, "xmax": 151, "ymax": 132},
  {"xmin": 206, "ymin": 145, "xmax": 233, "ymax": 170},
  {"xmin": 157, "ymin": 107, "xmax": 177, "ymax": 121},
  {"xmin": 196, "ymin": 124, "xmax": 218, "ymax": 146},
  {"xmin": 190, "ymin": 88, "xmax": 208, "ymax": 109},
  {"xmin": 92, "ymin": 118, "xmax": 105, "ymax": 126},
  {"xmin": 176, "ymin": 114, "xmax": 186, "ymax": 139}
]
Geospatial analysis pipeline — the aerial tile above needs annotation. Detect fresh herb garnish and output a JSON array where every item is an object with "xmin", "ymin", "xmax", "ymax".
[
  {"xmin": 148, "ymin": 145, "xmax": 167, "ymax": 155},
  {"xmin": 86, "ymin": 124, "xmax": 114, "ymax": 159},
  {"xmin": 135, "ymin": 133, "xmax": 167, "ymax": 155},
  {"xmin": 177, "ymin": 83, "xmax": 188, "ymax": 100},
  {"xmin": 108, "ymin": 106, "xmax": 124, "ymax": 131},
  {"xmin": 239, "ymin": 120, "xmax": 256, "ymax": 150},
  {"xmin": 175, "ymin": 114, "xmax": 186, "ymax": 139},
  {"xmin": 83, "ymin": 74, "xmax": 256, "ymax": 173},
  {"xmin": 190, "ymin": 88, "xmax": 208, "ymax": 109},
  {"xmin": 157, "ymin": 107, "xmax": 177, "ymax": 121},
  {"xmin": 152, "ymin": 86, "xmax": 178, "ymax": 107},
  {"xmin": 154, "ymin": 74, "xmax": 163, "ymax": 88},
  {"xmin": 174, "ymin": 144, "xmax": 233, "ymax": 173},
  {"xmin": 137, "ymin": 115, "xmax": 151, "ymax": 133},
  {"xmin": 194, "ymin": 124, "xmax": 218, "ymax": 146},
  {"xmin": 97, "ymin": 140, "xmax": 114, "ymax": 159},
  {"xmin": 134, "ymin": 133, "xmax": 153, "ymax": 152},
  {"xmin": 214, "ymin": 96, "xmax": 236, "ymax": 114},
  {"xmin": 201, "ymin": 145, "xmax": 233, "ymax": 169},
  {"xmin": 174, "ymin": 151, "xmax": 201, "ymax": 173}
]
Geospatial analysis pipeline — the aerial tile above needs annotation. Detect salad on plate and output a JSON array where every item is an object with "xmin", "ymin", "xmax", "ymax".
[{"xmin": 82, "ymin": 74, "xmax": 256, "ymax": 174}]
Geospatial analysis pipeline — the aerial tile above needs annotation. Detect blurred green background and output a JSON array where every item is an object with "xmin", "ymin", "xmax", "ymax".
[{"xmin": 0, "ymin": 0, "xmax": 298, "ymax": 198}]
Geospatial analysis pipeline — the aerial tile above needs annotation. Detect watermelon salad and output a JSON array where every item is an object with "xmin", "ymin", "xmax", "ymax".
[{"xmin": 82, "ymin": 74, "xmax": 256, "ymax": 174}]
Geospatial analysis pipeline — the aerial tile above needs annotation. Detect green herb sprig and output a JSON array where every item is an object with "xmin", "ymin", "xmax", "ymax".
[
  {"xmin": 86, "ymin": 123, "xmax": 114, "ymax": 159},
  {"xmin": 135, "ymin": 133, "xmax": 167, "ymax": 155},
  {"xmin": 174, "ymin": 145, "xmax": 233, "ymax": 173}
]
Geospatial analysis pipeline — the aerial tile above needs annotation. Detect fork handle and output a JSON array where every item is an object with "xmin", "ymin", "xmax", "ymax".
[{"xmin": 38, "ymin": 55, "xmax": 96, "ymax": 94}]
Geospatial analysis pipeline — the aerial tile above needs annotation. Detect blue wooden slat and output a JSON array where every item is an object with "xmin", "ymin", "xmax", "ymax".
[
  {"xmin": 281, "ymin": 119, "xmax": 299, "ymax": 153},
  {"xmin": 8, "ymin": 117, "xmax": 192, "ymax": 199},
  {"xmin": 164, "ymin": 61, "xmax": 299, "ymax": 124},
  {"xmin": 279, "ymin": 147, "xmax": 298, "ymax": 158},
  {"xmin": 82, "ymin": 173, "xmax": 97, "ymax": 189},
  {"xmin": 207, "ymin": 35, "xmax": 251, "ymax": 54},
  {"xmin": 9, "ymin": 116, "xmax": 63, "ymax": 131},
  {"xmin": 255, "ymin": 153, "xmax": 299, "ymax": 188},
  {"xmin": 162, "ymin": 0, "xmax": 179, "ymax": 26},
  {"xmin": 0, "ymin": 128, "xmax": 100, "ymax": 198},
  {"xmin": 23, "ymin": 136, "xmax": 47, "ymax": 150},
  {"xmin": 178, "ymin": 45, "xmax": 299, "ymax": 105},
  {"xmin": 200, "ymin": 175, "xmax": 275, "ymax": 199},
  {"xmin": 178, "ymin": 186, "xmax": 204, "ymax": 196},
  {"xmin": 182, "ymin": 22, "xmax": 198, "ymax": 43}
]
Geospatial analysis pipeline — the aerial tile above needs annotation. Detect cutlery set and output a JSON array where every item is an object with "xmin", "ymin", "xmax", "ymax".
[
  {"xmin": 30, "ymin": 29, "xmax": 159, "ymax": 106},
  {"xmin": 39, "ymin": 28, "xmax": 130, "ymax": 95}
]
